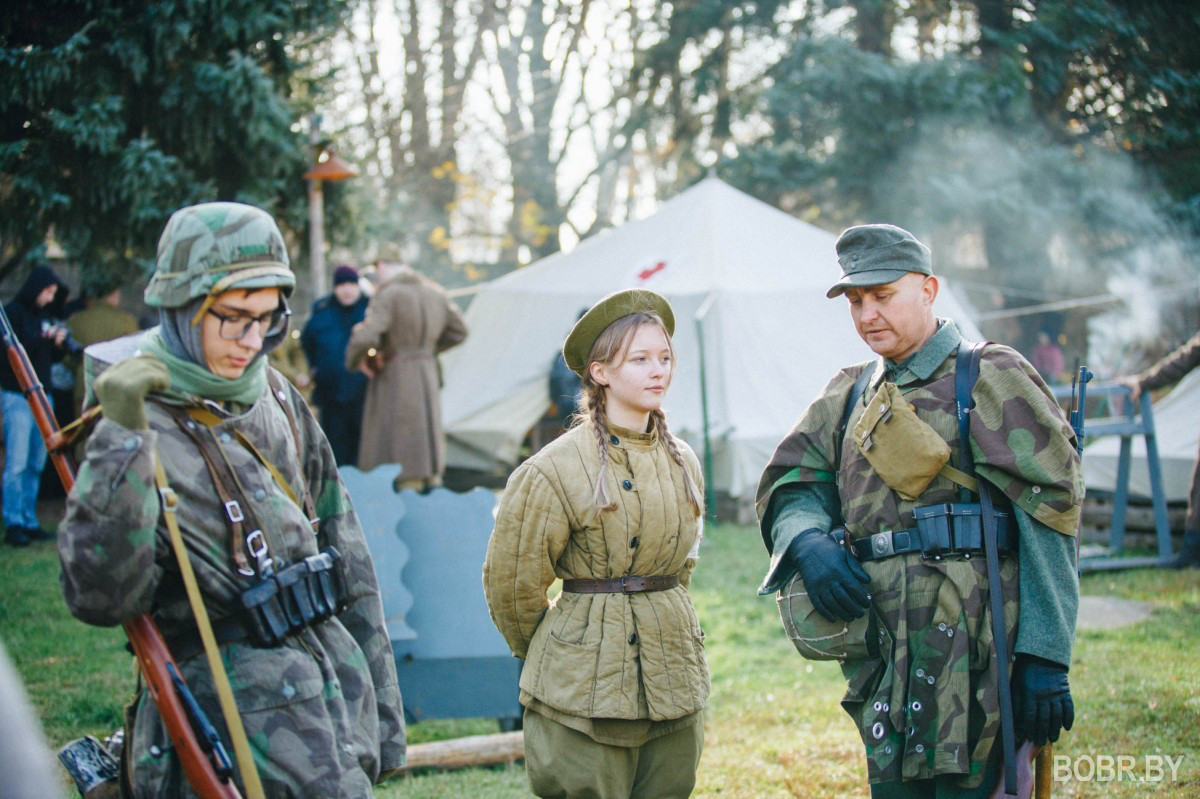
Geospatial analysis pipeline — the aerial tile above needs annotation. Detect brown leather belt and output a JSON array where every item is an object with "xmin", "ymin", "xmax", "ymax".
[{"xmin": 561, "ymin": 575, "xmax": 680, "ymax": 594}]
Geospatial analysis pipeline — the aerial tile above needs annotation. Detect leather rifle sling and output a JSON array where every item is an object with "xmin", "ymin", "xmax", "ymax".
[
  {"xmin": 958, "ymin": 342, "xmax": 1018, "ymax": 796},
  {"xmin": 154, "ymin": 454, "xmax": 267, "ymax": 799}
]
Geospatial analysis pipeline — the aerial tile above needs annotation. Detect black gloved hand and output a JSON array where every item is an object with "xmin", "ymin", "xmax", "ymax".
[
  {"xmin": 1014, "ymin": 655, "xmax": 1075, "ymax": 746},
  {"xmin": 784, "ymin": 528, "xmax": 872, "ymax": 622}
]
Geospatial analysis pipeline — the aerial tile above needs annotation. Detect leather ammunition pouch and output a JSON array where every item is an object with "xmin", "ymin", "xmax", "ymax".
[
  {"xmin": 240, "ymin": 546, "xmax": 348, "ymax": 647},
  {"xmin": 852, "ymin": 502, "xmax": 1015, "ymax": 562},
  {"xmin": 852, "ymin": 381, "xmax": 951, "ymax": 500},
  {"xmin": 167, "ymin": 546, "xmax": 348, "ymax": 659}
]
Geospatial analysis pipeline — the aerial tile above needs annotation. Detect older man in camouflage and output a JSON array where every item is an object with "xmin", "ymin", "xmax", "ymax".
[
  {"xmin": 757, "ymin": 224, "xmax": 1081, "ymax": 797},
  {"xmin": 58, "ymin": 202, "xmax": 405, "ymax": 797}
]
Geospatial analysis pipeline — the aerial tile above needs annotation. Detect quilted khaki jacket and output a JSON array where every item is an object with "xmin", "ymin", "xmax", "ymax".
[{"xmin": 483, "ymin": 422, "xmax": 709, "ymax": 722}]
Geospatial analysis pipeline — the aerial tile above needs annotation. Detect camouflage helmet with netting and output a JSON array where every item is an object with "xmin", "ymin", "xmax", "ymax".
[
  {"xmin": 777, "ymin": 572, "xmax": 871, "ymax": 662},
  {"xmin": 144, "ymin": 202, "xmax": 295, "ymax": 313}
]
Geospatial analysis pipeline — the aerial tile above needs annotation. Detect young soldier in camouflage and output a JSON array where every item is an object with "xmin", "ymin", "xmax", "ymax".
[
  {"xmin": 58, "ymin": 202, "xmax": 405, "ymax": 797},
  {"xmin": 757, "ymin": 224, "xmax": 1082, "ymax": 797}
]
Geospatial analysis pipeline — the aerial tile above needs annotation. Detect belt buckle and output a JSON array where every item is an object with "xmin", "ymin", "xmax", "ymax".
[
  {"xmin": 871, "ymin": 532, "xmax": 894, "ymax": 559},
  {"xmin": 245, "ymin": 529, "xmax": 272, "ymax": 577},
  {"xmin": 619, "ymin": 576, "xmax": 639, "ymax": 593}
]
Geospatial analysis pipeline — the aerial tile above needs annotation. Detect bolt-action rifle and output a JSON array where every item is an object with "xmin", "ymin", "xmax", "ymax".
[{"xmin": 0, "ymin": 303, "xmax": 242, "ymax": 799}]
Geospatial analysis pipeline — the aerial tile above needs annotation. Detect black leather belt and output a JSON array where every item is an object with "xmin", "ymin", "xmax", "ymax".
[
  {"xmin": 166, "ymin": 616, "xmax": 255, "ymax": 662},
  {"xmin": 562, "ymin": 575, "xmax": 680, "ymax": 594},
  {"xmin": 852, "ymin": 509, "xmax": 1015, "ymax": 562}
]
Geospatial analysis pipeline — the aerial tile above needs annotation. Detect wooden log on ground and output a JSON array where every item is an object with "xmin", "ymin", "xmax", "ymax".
[
  {"xmin": 1081, "ymin": 497, "xmax": 1186, "ymax": 532},
  {"xmin": 397, "ymin": 731, "xmax": 524, "ymax": 773}
]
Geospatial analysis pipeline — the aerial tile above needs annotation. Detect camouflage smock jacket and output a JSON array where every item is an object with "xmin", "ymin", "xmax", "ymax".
[
  {"xmin": 58, "ymin": 369, "xmax": 405, "ymax": 798},
  {"xmin": 756, "ymin": 320, "xmax": 1082, "ymax": 788},
  {"xmin": 483, "ymin": 423, "xmax": 709, "ymax": 746}
]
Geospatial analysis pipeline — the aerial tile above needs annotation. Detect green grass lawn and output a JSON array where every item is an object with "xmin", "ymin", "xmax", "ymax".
[{"xmin": 2, "ymin": 525, "xmax": 1197, "ymax": 797}]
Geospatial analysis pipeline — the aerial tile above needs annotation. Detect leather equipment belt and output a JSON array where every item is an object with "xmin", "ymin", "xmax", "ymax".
[
  {"xmin": 852, "ymin": 507, "xmax": 1015, "ymax": 562},
  {"xmin": 562, "ymin": 575, "xmax": 680, "ymax": 594},
  {"xmin": 166, "ymin": 616, "xmax": 255, "ymax": 662}
]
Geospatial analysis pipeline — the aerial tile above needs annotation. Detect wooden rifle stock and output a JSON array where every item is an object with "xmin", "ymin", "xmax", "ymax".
[{"xmin": 0, "ymin": 307, "xmax": 242, "ymax": 799}]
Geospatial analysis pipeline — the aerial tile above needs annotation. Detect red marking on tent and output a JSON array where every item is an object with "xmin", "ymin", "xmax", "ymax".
[{"xmin": 638, "ymin": 261, "xmax": 666, "ymax": 282}]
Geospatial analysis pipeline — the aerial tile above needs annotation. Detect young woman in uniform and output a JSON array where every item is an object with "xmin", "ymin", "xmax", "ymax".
[{"xmin": 484, "ymin": 288, "xmax": 709, "ymax": 798}]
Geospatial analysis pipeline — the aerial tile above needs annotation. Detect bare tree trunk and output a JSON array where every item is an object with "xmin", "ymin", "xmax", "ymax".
[{"xmin": 849, "ymin": 0, "xmax": 896, "ymax": 57}]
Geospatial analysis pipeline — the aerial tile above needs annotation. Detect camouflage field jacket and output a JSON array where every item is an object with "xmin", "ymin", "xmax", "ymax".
[
  {"xmin": 756, "ymin": 321, "xmax": 1083, "ymax": 788},
  {"xmin": 58, "ymin": 370, "xmax": 405, "ymax": 798},
  {"xmin": 483, "ymin": 423, "xmax": 709, "ymax": 729}
]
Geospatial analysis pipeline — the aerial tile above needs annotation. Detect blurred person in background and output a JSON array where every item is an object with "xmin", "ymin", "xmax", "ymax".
[
  {"xmin": 0, "ymin": 264, "xmax": 72, "ymax": 545},
  {"xmin": 302, "ymin": 264, "xmax": 369, "ymax": 466},
  {"xmin": 66, "ymin": 281, "xmax": 139, "ymax": 415},
  {"xmin": 1118, "ymin": 328, "xmax": 1200, "ymax": 567},
  {"xmin": 346, "ymin": 258, "xmax": 467, "ymax": 490},
  {"xmin": 1031, "ymin": 330, "xmax": 1065, "ymax": 385}
]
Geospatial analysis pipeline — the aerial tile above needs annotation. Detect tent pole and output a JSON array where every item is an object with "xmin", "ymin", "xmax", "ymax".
[{"xmin": 695, "ymin": 293, "xmax": 718, "ymax": 521}]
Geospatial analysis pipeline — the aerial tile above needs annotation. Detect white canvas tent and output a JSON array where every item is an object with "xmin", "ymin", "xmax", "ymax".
[
  {"xmin": 1082, "ymin": 368, "xmax": 1200, "ymax": 502},
  {"xmin": 440, "ymin": 177, "xmax": 982, "ymax": 500}
]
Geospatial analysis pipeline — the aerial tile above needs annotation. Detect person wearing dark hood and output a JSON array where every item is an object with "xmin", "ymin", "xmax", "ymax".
[{"xmin": 1, "ymin": 265, "xmax": 71, "ymax": 545}]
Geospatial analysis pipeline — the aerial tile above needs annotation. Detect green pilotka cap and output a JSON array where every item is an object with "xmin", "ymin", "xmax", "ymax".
[
  {"xmin": 562, "ymin": 289, "xmax": 675, "ymax": 377},
  {"xmin": 827, "ymin": 223, "xmax": 932, "ymax": 298}
]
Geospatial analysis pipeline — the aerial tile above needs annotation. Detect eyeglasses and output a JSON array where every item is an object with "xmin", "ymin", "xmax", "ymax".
[{"xmin": 207, "ymin": 306, "xmax": 290, "ymax": 341}]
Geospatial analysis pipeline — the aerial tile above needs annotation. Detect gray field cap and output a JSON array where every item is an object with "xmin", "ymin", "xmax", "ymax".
[{"xmin": 827, "ymin": 223, "xmax": 932, "ymax": 298}]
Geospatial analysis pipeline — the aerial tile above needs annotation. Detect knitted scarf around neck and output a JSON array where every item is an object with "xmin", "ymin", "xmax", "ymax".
[{"xmin": 141, "ymin": 328, "xmax": 266, "ymax": 406}]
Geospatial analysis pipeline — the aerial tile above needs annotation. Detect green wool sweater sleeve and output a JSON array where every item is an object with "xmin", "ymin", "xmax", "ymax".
[
  {"xmin": 1014, "ymin": 507, "xmax": 1079, "ymax": 668},
  {"xmin": 757, "ymin": 482, "xmax": 839, "ymax": 595}
]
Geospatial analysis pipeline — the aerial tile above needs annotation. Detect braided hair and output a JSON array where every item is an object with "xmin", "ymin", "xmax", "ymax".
[{"xmin": 572, "ymin": 312, "xmax": 702, "ymax": 517}]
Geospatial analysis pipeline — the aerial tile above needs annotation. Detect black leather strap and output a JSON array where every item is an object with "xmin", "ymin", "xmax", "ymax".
[
  {"xmin": 981, "ymin": 479, "xmax": 1018, "ymax": 795},
  {"xmin": 166, "ymin": 616, "xmax": 254, "ymax": 662},
  {"xmin": 835, "ymin": 364, "xmax": 876, "ymax": 495},
  {"xmin": 562, "ymin": 575, "xmax": 680, "ymax": 594},
  {"xmin": 955, "ymin": 342, "xmax": 983, "ymax": 503}
]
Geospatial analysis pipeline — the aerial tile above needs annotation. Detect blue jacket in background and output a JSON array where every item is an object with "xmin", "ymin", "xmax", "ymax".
[{"xmin": 300, "ymin": 293, "xmax": 368, "ymax": 408}]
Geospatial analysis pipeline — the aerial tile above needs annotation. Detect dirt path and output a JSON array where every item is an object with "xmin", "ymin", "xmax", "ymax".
[{"xmin": 1077, "ymin": 594, "xmax": 1155, "ymax": 630}]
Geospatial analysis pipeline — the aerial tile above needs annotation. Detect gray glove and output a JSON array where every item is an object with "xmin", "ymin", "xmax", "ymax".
[{"xmin": 94, "ymin": 355, "xmax": 170, "ymax": 430}]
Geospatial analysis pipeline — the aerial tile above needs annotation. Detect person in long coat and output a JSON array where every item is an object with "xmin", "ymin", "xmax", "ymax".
[
  {"xmin": 484, "ymin": 289, "xmax": 709, "ymax": 799},
  {"xmin": 345, "ymin": 260, "xmax": 467, "ymax": 488}
]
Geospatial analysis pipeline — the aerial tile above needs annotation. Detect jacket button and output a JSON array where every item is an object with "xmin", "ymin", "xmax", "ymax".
[
  {"xmin": 622, "ymin": 479, "xmax": 633, "ymax": 490},
  {"xmin": 630, "ymin": 536, "xmax": 639, "ymax": 548},
  {"xmin": 609, "ymin": 434, "xmax": 619, "ymax": 445},
  {"xmin": 628, "ymin": 633, "xmax": 638, "ymax": 645}
]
